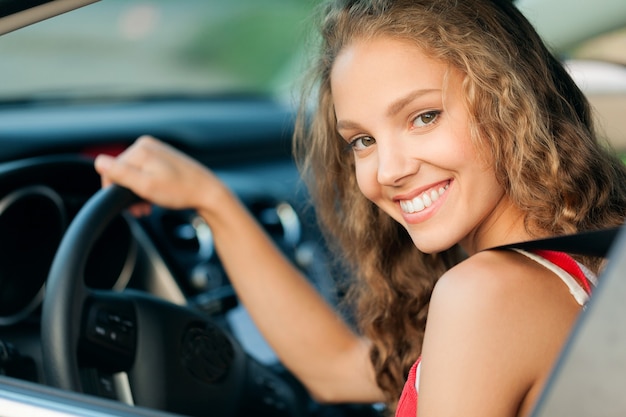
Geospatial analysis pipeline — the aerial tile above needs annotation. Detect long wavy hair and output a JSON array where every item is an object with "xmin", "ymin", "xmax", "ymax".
[{"xmin": 293, "ymin": 0, "xmax": 626, "ymax": 409}]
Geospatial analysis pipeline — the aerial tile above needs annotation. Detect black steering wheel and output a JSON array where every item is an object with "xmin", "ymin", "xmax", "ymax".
[{"xmin": 41, "ymin": 185, "xmax": 303, "ymax": 416}]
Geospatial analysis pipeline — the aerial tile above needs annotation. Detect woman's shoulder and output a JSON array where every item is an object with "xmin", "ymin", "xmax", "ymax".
[
  {"xmin": 429, "ymin": 249, "xmax": 583, "ymax": 326},
  {"xmin": 434, "ymin": 248, "xmax": 581, "ymax": 301},
  {"xmin": 432, "ymin": 250, "xmax": 533, "ymax": 301},
  {"xmin": 418, "ymin": 249, "xmax": 583, "ymax": 415}
]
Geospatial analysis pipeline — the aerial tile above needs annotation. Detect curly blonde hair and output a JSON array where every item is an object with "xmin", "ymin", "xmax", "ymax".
[{"xmin": 293, "ymin": 0, "xmax": 626, "ymax": 409}]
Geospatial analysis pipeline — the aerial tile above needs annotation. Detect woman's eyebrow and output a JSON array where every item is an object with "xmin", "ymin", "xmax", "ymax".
[
  {"xmin": 335, "ymin": 119, "xmax": 361, "ymax": 131},
  {"xmin": 335, "ymin": 88, "xmax": 441, "ymax": 131},
  {"xmin": 385, "ymin": 88, "xmax": 440, "ymax": 117}
]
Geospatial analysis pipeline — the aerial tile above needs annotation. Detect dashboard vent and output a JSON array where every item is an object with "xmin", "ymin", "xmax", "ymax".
[
  {"xmin": 160, "ymin": 211, "xmax": 202, "ymax": 253},
  {"xmin": 249, "ymin": 200, "xmax": 301, "ymax": 249}
]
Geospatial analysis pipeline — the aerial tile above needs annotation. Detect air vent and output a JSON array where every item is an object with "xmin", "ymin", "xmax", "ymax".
[
  {"xmin": 158, "ymin": 200, "xmax": 300, "ymax": 257},
  {"xmin": 160, "ymin": 211, "xmax": 201, "ymax": 252},
  {"xmin": 159, "ymin": 210, "xmax": 213, "ymax": 261},
  {"xmin": 249, "ymin": 200, "xmax": 301, "ymax": 248}
]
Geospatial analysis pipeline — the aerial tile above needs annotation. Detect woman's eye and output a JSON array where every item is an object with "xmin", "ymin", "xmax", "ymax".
[
  {"xmin": 350, "ymin": 136, "xmax": 376, "ymax": 151},
  {"xmin": 412, "ymin": 111, "xmax": 440, "ymax": 128}
]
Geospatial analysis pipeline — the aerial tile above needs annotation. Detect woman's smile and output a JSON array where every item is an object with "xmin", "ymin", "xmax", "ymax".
[{"xmin": 398, "ymin": 180, "xmax": 450, "ymax": 215}]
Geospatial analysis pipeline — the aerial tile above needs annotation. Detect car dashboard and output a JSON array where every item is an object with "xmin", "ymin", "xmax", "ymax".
[{"xmin": 0, "ymin": 96, "xmax": 342, "ymax": 413}]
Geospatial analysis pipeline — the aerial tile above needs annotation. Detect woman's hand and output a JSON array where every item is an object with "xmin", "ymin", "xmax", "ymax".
[{"xmin": 94, "ymin": 135, "xmax": 225, "ymax": 216}]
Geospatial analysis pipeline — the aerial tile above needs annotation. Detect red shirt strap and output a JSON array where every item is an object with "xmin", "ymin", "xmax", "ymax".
[{"xmin": 531, "ymin": 250, "xmax": 592, "ymax": 295}]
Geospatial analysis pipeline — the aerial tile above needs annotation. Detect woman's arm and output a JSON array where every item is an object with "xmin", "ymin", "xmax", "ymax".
[{"xmin": 94, "ymin": 136, "xmax": 385, "ymax": 404}]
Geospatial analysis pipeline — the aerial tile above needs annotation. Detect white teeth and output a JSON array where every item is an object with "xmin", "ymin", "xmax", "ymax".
[
  {"xmin": 400, "ymin": 183, "xmax": 449, "ymax": 214},
  {"xmin": 431, "ymin": 190, "xmax": 439, "ymax": 201},
  {"xmin": 423, "ymin": 193, "xmax": 432, "ymax": 207}
]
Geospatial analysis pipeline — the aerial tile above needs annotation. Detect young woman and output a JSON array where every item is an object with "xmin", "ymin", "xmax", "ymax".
[{"xmin": 95, "ymin": 0, "xmax": 626, "ymax": 415}]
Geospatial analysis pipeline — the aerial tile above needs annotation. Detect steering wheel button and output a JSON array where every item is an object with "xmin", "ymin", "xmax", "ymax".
[
  {"xmin": 108, "ymin": 313, "xmax": 121, "ymax": 323},
  {"xmin": 121, "ymin": 319, "xmax": 134, "ymax": 329},
  {"xmin": 96, "ymin": 374, "xmax": 117, "ymax": 400},
  {"xmin": 94, "ymin": 325, "xmax": 107, "ymax": 338}
]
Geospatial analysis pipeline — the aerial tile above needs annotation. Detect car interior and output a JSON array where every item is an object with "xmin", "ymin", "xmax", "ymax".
[{"xmin": 0, "ymin": 0, "xmax": 624, "ymax": 416}]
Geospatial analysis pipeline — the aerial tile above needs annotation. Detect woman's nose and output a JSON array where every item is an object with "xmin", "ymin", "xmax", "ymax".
[{"xmin": 376, "ymin": 139, "xmax": 418, "ymax": 186}]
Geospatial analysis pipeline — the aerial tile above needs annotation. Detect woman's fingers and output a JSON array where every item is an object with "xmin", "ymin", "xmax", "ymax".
[
  {"xmin": 94, "ymin": 152, "xmax": 147, "ymax": 191},
  {"xmin": 94, "ymin": 136, "xmax": 214, "ymax": 211}
]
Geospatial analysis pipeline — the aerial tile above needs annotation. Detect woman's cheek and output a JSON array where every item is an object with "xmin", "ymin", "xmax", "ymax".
[{"xmin": 354, "ymin": 158, "xmax": 378, "ymax": 202}]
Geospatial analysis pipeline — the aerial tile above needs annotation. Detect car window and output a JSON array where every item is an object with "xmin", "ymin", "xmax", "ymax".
[
  {"xmin": 0, "ymin": 0, "xmax": 315, "ymax": 101},
  {"xmin": 565, "ymin": 26, "xmax": 626, "ymax": 154}
]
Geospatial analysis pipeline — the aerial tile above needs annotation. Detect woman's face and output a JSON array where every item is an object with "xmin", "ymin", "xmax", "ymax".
[{"xmin": 331, "ymin": 36, "xmax": 517, "ymax": 254}]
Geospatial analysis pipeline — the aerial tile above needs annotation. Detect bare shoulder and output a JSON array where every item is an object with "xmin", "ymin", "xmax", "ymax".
[
  {"xmin": 433, "ymin": 249, "xmax": 522, "ymax": 293},
  {"xmin": 428, "ymin": 249, "xmax": 582, "ymax": 349},
  {"xmin": 418, "ymin": 250, "xmax": 583, "ymax": 417},
  {"xmin": 431, "ymin": 249, "xmax": 582, "ymax": 313}
]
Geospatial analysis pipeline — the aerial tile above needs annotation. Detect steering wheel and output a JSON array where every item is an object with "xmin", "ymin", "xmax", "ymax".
[{"xmin": 41, "ymin": 185, "xmax": 303, "ymax": 416}]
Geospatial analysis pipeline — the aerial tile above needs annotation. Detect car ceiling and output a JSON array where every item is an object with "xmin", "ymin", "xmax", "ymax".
[{"xmin": 0, "ymin": 0, "xmax": 98, "ymax": 36}]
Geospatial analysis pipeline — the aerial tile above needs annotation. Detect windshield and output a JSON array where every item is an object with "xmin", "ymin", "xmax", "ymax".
[
  {"xmin": 0, "ymin": 0, "xmax": 624, "ymax": 107},
  {"xmin": 0, "ymin": 0, "xmax": 315, "ymax": 101}
]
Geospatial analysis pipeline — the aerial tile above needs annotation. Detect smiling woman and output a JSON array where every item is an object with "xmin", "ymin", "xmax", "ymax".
[
  {"xmin": 292, "ymin": 1, "xmax": 626, "ymax": 415},
  {"xmin": 0, "ymin": 1, "xmax": 625, "ymax": 417}
]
